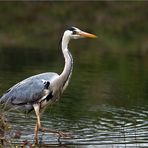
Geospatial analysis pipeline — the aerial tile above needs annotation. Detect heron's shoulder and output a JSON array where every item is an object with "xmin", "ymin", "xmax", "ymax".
[
  {"xmin": 3, "ymin": 72, "xmax": 59, "ymax": 94},
  {"xmin": 32, "ymin": 72, "xmax": 59, "ymax": 80},
  {"xmin": 13, "ymin": 72, "xmax": 59, "ymax": 88}
]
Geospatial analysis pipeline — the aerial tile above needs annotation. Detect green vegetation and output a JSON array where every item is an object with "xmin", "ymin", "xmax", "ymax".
[{"xmin": 0, "ymin": 2, "xmax": 147, "ymax": 56}]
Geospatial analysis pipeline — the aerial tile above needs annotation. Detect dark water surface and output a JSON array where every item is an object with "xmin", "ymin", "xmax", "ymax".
[{"xmin": 0, "ymin": 47, "xmax": 148, "ymax": 147}]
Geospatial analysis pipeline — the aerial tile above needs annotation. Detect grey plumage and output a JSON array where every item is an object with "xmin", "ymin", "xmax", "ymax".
[{"xmin": 0, "ymin": 72, "xmax": 59, "ymax": 112}]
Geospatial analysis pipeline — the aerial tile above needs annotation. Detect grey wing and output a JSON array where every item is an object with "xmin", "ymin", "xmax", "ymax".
[{"xmin": 0, "ymin": 72, "xmax": 59, "ymax": 111}]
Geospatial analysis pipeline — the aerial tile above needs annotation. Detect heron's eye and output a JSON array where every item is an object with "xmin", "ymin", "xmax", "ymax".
[{"xmin": 72, "ymin": 30, "xmax": 77, "ymax": 35}]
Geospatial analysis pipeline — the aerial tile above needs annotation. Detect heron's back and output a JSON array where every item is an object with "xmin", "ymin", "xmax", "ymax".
[{"xmin": 0, "ymin": 72, "xmax": 59, "ymax": 112}]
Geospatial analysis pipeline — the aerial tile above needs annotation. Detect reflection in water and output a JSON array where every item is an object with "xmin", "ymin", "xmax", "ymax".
[{"xmin": 0, "ymin": 48, "xmax": 148, "ymax": 147}]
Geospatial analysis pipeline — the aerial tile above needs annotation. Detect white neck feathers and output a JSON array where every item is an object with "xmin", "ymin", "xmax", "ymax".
[{"xmin": 59, "ymin": 31, "xmax": 73, "ymax": 89}]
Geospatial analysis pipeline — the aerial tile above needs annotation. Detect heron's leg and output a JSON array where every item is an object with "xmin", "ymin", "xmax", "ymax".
[
  {"xmin": 33, "ymin": 104, "xmax": 72, "ymax": 143},
  {"xmin": 33, "ymin": 104, "xmax": 41, "ymax": 144}
]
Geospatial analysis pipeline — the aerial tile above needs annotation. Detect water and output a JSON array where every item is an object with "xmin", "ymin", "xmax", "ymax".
[{"xmin": 0, "ymin": 47, "xmax": 148, "ymax": 147}]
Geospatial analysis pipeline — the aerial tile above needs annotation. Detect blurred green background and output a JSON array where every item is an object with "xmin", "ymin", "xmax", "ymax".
[
  {"xmin": 0, "ymin": 2, "xmax": 148, "ymax": 146},
  {"xmin": 0, "ymin": 1, "xmax": 147, "ymax": 56}
]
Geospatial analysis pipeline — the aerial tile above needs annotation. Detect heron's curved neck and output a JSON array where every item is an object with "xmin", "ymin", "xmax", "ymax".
[{"xmin": 59, "ymin": 35, "xmax": 73, "ymax": 88}]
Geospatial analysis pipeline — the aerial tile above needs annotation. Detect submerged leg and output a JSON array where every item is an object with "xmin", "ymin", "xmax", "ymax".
[
  {"xmin": 33, "ymin": 104, "xmax": 41, "ymax": 144},
  {"xmin": 33, "ymin": 103, "xmax": 72, "ymax": 144}
]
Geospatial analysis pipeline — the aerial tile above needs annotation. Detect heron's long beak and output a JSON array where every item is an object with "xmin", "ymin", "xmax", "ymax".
[{"xmin": 78, "ymin": 31, "xmax": 97, "ymax": 38}]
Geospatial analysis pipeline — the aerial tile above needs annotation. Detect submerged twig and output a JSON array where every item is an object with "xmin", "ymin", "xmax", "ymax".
[{"xmin": 0, "ymin": 113, "xmax": 11, "ymax": 146}]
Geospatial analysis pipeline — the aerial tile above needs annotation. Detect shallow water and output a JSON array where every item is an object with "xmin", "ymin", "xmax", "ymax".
[
  {"xmin": 0, "ymin": 47, "xmax": 148, "ymax": 147},
  {"xmin": 6, "ymin": 105, "xmax": 148, "ymax": 147}
]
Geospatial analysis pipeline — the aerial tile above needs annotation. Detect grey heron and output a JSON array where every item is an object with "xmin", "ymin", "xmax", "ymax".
[{"xmin": 0, "ymin": 27, "xmax": 97, "ymax": 144}]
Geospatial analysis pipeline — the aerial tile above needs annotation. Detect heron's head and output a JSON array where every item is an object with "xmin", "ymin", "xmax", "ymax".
[{"xmin": 64, "ymin": 27, "xmax": 97, "ymax": 40}]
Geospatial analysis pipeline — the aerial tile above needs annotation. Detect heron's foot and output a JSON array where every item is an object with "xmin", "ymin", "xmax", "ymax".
[{"xmin": 39, "ymin": 127, "xmax": 73, "ymax": 139}]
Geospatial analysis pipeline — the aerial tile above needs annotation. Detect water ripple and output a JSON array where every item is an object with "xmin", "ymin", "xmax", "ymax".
[{"xmin": 3, "ymin": 104, "xmax": 148, "ymax": 147}]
